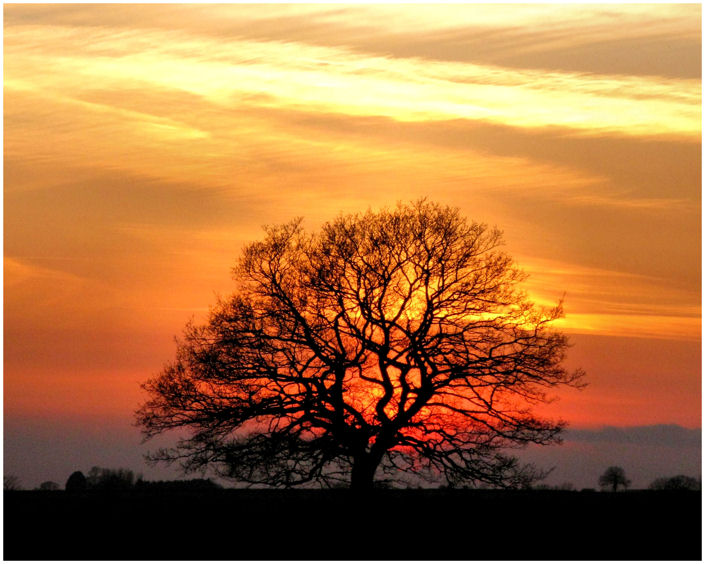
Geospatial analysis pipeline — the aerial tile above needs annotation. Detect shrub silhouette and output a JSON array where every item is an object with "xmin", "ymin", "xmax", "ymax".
[
  {"xmin": 134, "ymin": 478, "xmax": 222, "ymax": 491},
  {"xmin": 38, "ymin": 481, "xmax": 60, "ymax": 491},
  {"xmin": 87, "ymin": 467, "xmax": 140, "ymax": 490}
]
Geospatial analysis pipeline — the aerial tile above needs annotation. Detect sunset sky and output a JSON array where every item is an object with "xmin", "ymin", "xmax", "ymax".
[{"xmin": 4, "ymin": 3, "xmax": 701, "ymax": 489}]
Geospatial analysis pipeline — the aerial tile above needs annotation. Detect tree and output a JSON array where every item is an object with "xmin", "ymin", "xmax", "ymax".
[
  {"xmin": 137, "ymin": 200, "xmax": 584, "ymax": 489},
  {"xmin": 65, "ymin": 471, "xmax": 87, "ymax": 492},
  {"xmin": 4, "ymin": 475, "xmax": 22, "ymax": 491},
  {"xmin": 599, "ymin": 466, "xmax": 631, "ymax": 492},
  {"xmin": 649, "ymin": 475, "xmax": 700, "ymax": 491}
]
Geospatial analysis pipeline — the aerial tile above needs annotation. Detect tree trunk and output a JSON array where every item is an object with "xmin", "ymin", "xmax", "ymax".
[{"xmin": 350, "ymin": 456, "xmax": 378, "ymax": 490}]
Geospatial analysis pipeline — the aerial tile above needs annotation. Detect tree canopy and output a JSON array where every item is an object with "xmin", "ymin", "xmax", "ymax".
[
  {"xmin": 599, "ymin": 466, "xmax": 631, "ymax": 492},
  {"xmin": 649, "ymin": 475, "xmax": 700, "ymax": 491},
  {"xmin": 137, "ymin": 200, "xmax": 584, "ymax": 489}
]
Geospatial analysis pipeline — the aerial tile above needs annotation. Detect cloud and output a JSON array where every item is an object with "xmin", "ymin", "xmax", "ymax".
[
  {"xmin": 516, "ymin": 256, "xmax": 701, "ymax": 340},
  {"xmin": 4, "ymin": 414, "xmax": 185, "ymax": 490},
  {"xmin": 565, "ymin": 424, "xmax": 701, "ymax": 448},
  {"xmin": 521, "ymin": 423, "xmax": 701, "ymax": 489},
  {"xmin": 5, "ymin": 21, "xmax": 700, "ymax": 140},
  {"xmin": 5, "ymin": 4, "xmax": 700, "ymax": 78}
]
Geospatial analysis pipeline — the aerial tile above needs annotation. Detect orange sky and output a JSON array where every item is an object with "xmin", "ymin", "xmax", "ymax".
[{"xmin": 4, "ymin": 4, "xmax": 701, "ymax": 484}]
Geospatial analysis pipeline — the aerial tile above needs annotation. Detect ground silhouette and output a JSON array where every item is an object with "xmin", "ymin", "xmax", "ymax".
[{"xmin": 4, "ymin": 488, "xmax": 700, "ymax": 560}]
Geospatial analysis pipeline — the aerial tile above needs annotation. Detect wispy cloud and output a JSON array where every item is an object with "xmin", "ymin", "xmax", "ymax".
[
  {"xmin": 566, "ymin": 424, "xmax": 701, "ymax": 448},
  {"xmin": 5, "ymin": 24, "xmax": 700, "ymax": 140},
  {"xmin": 518, "ymin": 256, "xmax": 701, "ymax": 340},
  {"xmin": 7, "ymin": 4, "xmax": 699, "ymax": 78}
]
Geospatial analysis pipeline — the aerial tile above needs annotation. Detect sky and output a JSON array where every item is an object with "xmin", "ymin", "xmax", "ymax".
[{"xmin": 3, "ymin": 3, "xmax": 701, "ymax": 490}]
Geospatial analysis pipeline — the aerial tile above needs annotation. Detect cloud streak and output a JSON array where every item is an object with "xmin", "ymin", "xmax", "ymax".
[
  {"xmin": 5, "ymin": 23, "xmax": 700, "ymax": 140},
  {"xmin": 565, "ymin": 424, "xmax": 701, "ymax": 448},
  {"xmin": 6, "ymin": 4, "xmax": 699, "ymax": 78}
]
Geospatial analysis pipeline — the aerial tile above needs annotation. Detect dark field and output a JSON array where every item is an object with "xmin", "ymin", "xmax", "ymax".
[{"xmin": 4, "ymin": 488, "xmax": 701, "ymax": 560}]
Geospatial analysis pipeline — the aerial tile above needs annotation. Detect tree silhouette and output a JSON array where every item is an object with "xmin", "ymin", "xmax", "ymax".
[
  {"xmin": 4, "ymin": 475, "xmax": 22, "ymax": 491},
  {"xmin": 649, "ymin": 475, "xmax": 700, "ymax": 491},
  {"xmin": 599, "ymin": 466, "xmax": 631, "ymax": 492},
  {"xmin": 65, "ymin": 471, "xmax": 87, "ymax": 492},
  {"xmin": 137, "ymin": 200, "xmax": 584, "ymax": 489}
]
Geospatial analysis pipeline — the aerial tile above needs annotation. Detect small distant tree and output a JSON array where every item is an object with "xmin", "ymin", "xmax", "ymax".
[
  {"xmin": 649, "ymin": 475, "xmax": 700, "ymax": 491},
  {"xmin": 65, "ymin": 471, "xmax": 87, "ymax": 492},
  {"xmin": 38, "ymin": 481, "xmax": 60, "ymax": 491},
  {"xmin": 4, "ymin": 475, "xmax": 22, "ymax": 491},
  {"xmin": 599, "ymin": 466, "xmax": 631, "ymax": 492}
]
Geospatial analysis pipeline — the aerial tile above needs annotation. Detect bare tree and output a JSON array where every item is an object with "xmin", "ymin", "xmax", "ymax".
[
  {"xmin": 4, "ymin": 475, "xmax": 22, "ymax": 491},
  {"xmin": 599, "ymin": 466, "xmax": 631, "ymax": 492},
  {"xmin": 137, "ymin": 200, "xmax": 584, "ymax": 489}
]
